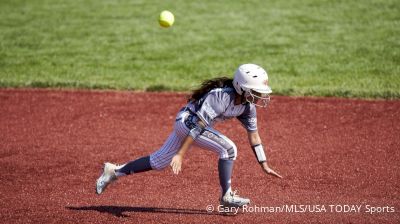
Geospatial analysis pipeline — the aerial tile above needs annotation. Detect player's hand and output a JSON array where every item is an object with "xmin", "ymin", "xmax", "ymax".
[
  {"xmin": 261, "ymin": 162, "xmax": 282, "ymax": 178},
  {"xmin": 170, "ymin": 154, "xmax": 183, "ymax": 175}
]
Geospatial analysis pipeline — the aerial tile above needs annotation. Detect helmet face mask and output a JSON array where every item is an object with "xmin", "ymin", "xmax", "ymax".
[
  {"xmin": 233, "ymin": 64, "xmax": 272, "ymax": 107},
  {"xmin": 244, "ymin": 90, "xmax": 270, "ymax": 107}
]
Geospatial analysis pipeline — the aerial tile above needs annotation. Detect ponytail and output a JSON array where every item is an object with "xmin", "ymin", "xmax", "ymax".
[{"xmin": 188, "ymin": 77, "xmax": 234, "ymax": 102}]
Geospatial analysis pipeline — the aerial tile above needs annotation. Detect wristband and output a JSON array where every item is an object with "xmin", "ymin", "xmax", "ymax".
[{"xmin": 252, "ymin": 144, "xmax": 267, "ymax": 163}]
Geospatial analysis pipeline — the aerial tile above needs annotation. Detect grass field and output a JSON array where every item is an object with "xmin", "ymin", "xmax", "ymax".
[{"xmin": 0, "ymin": 0, "xmax": 399, "ymax": 98}]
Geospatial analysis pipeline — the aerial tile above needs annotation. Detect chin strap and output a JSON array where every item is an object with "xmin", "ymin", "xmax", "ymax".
[{"xmin": 252, "ymin": 144, "xmax": 267, "ymax": 163}]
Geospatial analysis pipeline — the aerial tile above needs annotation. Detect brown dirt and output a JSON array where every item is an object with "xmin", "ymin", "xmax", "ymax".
[{"xmin": 0, "ymin": 89, "xmax": 399, "ymax": 223}]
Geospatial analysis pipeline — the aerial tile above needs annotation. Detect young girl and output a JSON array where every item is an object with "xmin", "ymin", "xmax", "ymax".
[{"xmin": 96, "ymin": 63, "xmax": 281, "ymax": 208}]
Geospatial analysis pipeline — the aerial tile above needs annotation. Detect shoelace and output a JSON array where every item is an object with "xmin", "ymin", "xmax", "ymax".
[
  {"xmin": 227, "ymin": 190, "xmax": 244, "ymax": 202},
  {"xmin": 231, "ymin": 190, "xmax": 239, "ymax": 197}
]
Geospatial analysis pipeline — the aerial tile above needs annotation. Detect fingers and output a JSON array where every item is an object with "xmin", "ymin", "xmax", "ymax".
[
  {"xmin": 174, "ymin": 166, "xmax": 181, "ymax": 175},
  {"xmin": 271, "ymin": 171, "xmax": 283, "ymax": 178},
  {"xmin": 170, "ymin": 159, "xmax": 181, "ymax": 175},
  {"xmin": 172, "ymin": 163, "xmax": 181, "ymax": 175},
  {"xmin": 266, "ymin": 168, "xmax": 283, "ymax": 178}
]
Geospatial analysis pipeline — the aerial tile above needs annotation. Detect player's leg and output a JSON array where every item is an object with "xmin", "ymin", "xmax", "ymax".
[
  {"xmin": 194, "ymin": 129, "xmax": 236, "ymax": 195},
  {"xmin": 114, "ymin": 111, "xmax": 189, "ymax": 175},
  {"xmin": 114, "ymin": 156, "xmax": 152, "ymax": 176},
  {"xmin": 148, "ymin": 131, "xmax": 184, "ymax": 170},
  {"xmin": 115, "ymin": 129, "xmax": 182, "ymax": 176},
  {"xmin": 193, "ymin": 128, "xmax": 250, "ymax": 207},
  {"xmin": 96, "ymin": 111, "xmax": 188, "ymax": 194},
  {"xmin": 96, "ymin": 131, "xmax": 183, "ymax": 194}
]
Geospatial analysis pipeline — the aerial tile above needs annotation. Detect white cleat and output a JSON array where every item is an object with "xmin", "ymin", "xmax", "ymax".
[
  {"xmin": 220, "ymin": 190, "xmax": 250, "ymax": 208},
  {"xmin": 96, "ymin": 162, "xmax": 118, "ymax": 194}
]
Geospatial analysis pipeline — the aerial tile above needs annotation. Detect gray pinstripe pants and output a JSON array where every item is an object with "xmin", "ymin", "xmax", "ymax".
[{"xmin": 150, "ymin": 110, "xmax": 237, "ymax": 170}]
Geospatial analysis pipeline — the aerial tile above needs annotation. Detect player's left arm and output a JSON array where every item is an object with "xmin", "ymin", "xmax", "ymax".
[{"xmin": 248, "ymin": 131, "xmax": 282, "ymax": 178}]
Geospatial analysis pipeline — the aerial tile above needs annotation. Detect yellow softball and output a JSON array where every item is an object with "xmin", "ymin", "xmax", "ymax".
[{"xmin": 159, "ymin": 10, "xmax": 174, "ymax": 28}]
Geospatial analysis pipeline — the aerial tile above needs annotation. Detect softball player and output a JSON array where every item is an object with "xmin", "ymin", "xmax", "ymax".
[{"xmin": 96, "ymin": 64, "xmax": 281, "ymax": 208}]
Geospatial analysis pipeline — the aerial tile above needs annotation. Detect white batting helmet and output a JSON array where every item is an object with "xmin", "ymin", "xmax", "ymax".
[{"xmin": 233, "ymin": 64, "xmax": 272, "ymax": 107}]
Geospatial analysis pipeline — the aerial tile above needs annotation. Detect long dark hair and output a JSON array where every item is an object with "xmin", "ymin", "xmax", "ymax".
[{"xmin": 188, "ymin": 77, "xmax": 234, "ymax": 102}]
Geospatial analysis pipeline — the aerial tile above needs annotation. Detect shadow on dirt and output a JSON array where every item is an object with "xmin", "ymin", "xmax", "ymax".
[{"xmin": 66, "ymin": 206, "xmax": 227, "ymax": 217}]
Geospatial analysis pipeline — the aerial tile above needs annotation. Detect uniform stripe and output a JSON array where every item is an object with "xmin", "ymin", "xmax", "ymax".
[
  {"xmin": 195, "ymin": 136, "xmax": 227, "ymax": 158},
  {"xmin": 194, "ymin": 128, "xmax": 237, "ymax": 160},
  {"xmin": 220, "ymin": 135, "xmax": 238, "ymax": 158},
  {"xmin": 150, "ymin": 132, "xmax": 181, "ymax": 170}
]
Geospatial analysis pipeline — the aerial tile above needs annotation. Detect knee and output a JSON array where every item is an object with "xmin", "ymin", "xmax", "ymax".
[{"xmin": 222, "ymin": 142, "xmax": 237, "ymax": 161}]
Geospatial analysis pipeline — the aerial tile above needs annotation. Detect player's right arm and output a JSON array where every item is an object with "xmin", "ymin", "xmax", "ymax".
[
  {"xmin": 170, "ymin": 120, "xmax": 206, "ymax": 175},
  {"xmin": 170, "ymin": 91, "xmax": 224, "ymax": 175}
]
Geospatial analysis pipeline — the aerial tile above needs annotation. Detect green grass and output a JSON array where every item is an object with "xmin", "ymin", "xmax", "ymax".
[{"xmin": 0, "ymin": 0, "xmax": 399, "ymax": 99}]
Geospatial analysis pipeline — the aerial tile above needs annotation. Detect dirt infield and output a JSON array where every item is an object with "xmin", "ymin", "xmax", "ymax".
[{"xmin": 0, "ymin": 89, "xmax": 399, "ymax": 223}]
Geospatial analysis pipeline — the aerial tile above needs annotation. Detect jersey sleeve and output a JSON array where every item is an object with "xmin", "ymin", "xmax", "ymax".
[
  {"xmin": 237, "ymin": 104, "xmax": 257, "ymax": 132},
  {"xmin": 196, "ymin": 92, "xmax": 226, "ymax": 126}
]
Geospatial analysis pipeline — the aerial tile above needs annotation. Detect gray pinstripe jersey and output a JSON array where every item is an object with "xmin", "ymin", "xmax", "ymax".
[{"xmin": 186, "ymin": 87, "xmax": 257, "ymax": 132}]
